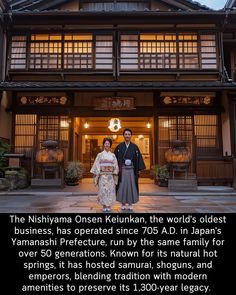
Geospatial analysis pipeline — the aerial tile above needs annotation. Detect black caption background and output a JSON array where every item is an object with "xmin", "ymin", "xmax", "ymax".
[{"xmin": 0, "ymin": 213, "xmax": 235, "ymax": 295}]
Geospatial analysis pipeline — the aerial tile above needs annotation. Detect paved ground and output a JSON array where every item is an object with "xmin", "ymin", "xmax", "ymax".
[
  {"xmin": 1, "ymin": 179, "xmax": 236, "ymax": 213},
  {"xmin": 0, "ymin": 194, "xmax": 236, "ymax": 213}
]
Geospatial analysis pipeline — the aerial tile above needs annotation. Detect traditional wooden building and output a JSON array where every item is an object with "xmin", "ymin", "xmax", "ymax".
[
  {"xmin": 224, "ymin": 0, "xmax": 236, "ymax": 187},
  {"xmin": 0, "ymin": 0, "xmax": 236, "ymax": 186}
]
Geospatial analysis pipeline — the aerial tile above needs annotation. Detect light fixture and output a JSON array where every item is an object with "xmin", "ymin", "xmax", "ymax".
[
  {"xmin": 138, "ymin": 135, "xmax": 144, "ymax": 140},
  {"xmin": 108, "ymin": 118, "xmax": 122, "ymax": 132},
  {"xmin": 112, "ymin": 134, "xmax": 118, "ymax": 140},
  {"xmin": 146, "ymin": 121, "xmax": 151, "ymax": 129},
  {"xmin": 84, "ymin": 121, "xmax": 89, "ymax": 129}
]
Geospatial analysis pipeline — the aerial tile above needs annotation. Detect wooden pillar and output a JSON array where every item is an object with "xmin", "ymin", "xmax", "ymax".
[
  {"xmin": 233, "ymin": 101, "xmax": 236, "ymax": 188},
  {"xmin": 229, "ymin": 94, "xmax": 236, "ymax": 188},
  {"xmin": 153, "ymin": 92, "xmax": 159, "ymax": 164},
  {"xmin": 68, "ymin": 116, "xmax": 74, "ymax": 161}
]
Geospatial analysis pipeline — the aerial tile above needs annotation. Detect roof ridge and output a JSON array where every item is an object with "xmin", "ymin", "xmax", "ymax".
[{"xmin": 8, "ymin": 0, "xmax": 212, "ymax": 12}]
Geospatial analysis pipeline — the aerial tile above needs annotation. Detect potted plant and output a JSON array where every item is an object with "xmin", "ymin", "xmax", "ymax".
[
  {"xmin": 152, "ymin": 164, "xmax": 170, "ymax": 187},
  {"xmin": 65, "ymin": 161, "xmax": 84, "ymax": 186}
]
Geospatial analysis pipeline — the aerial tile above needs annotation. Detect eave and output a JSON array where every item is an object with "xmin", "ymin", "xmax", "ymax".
[
  {"xmin": 1, "ymin": 81, "xmax": 235, "ymax": 92},
  {"xmin": 9, "ymin": 11, "xmax": 227, "ymax": 26}
]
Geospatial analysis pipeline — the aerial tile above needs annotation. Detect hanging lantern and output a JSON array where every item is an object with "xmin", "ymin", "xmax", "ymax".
[{"xmin": 108, "ymin": 118, "xmax": 122, "ymax": 132}]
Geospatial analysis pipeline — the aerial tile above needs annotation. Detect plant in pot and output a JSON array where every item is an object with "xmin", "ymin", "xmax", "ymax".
[
  {"xmin": 65, "ymin": 161, "xmax": 84, "ymax": 186},
  {"xmin": 152, "ymin": 164, "xmax": 170, "ymax": 187}
]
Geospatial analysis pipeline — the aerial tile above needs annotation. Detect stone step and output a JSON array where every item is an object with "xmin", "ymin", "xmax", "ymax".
[
  {"xmin": 168, "ymin": 179, "xmax": 198, "ymax": 192},
  {"xmin": 170, "ymin": 172, "xmax": 197, "ymax": 180},
  {"xmin": 31, "ymin": 179, "xmax": 64, "ymax": 188}
]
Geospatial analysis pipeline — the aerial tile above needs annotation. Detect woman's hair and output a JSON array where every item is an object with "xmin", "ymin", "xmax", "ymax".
[
  {"xmin": 123, "ymin": 128, "xmax": 132, "ymax": 135},
  {"xmin": 103, "ymin": 137, "xmax": 112, "ymax": 147}
]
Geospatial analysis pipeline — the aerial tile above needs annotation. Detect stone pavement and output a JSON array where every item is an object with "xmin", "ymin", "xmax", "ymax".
[
  {"xmin": 1, "ymin": 179, "xmax": 236, "ymax": 213},
  {"xmin": 0, "ymin": 193, "xmax": 236, "ymax": 213}
]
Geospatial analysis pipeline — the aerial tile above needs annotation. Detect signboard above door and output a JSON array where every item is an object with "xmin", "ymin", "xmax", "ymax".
[
  {"xmin": 93, "ymin": 97, "xmax": 135, "ymax": 110},
  {"xmin": 18, "ymin": 95, "xmax": 70, "ymax": 106}
]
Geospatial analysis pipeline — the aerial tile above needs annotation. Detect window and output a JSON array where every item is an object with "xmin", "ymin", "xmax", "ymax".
[
  {"xmin": 10, "ymin": 36, "xmax": 27, "ymax": 69},
  {"xmin": 10, "ymin": 33, "xmax": 113, "ymax": 71},
  {"xmin": 120, "ymin": 32, "xmax": 217, "ymax": 71},
  {"xmin": 81, "ymin": 1, "xmax": 149, "ymax": 11},
  {"xmin": 9, "ymin": 32, "xmax": 217, "ymax": 71},
  {"xmin": 120, "ymin": 35, "xmax": 139, "ymax": 70},
  {"xmin": 64, "ymin": 34, "xmax": 93, "ymax": 69},
  {"xmin": 14, "ymin": 114, "xmax": 37, "ymax": 156},
  {"xmin": 179, "ymin": 34, "xmax": 199, "ymax": 69},
  {"xmin": 194, "ymin": 115, "xmax": 220, "ymax": 156},
  {"xmin": 95, "ymin": 35, "xmax": 113, "ymax": 69},
  {"xmin": 158, "ymin": 116, "xmax": 193, "ymax": 166},
  {"xmin": 29, "ymin": 34, "xmax": 62, "ymax": 69},
  {"xmin": 200, "ymin": 35, "xmax": 217, "ymax": 69},
  {"xmin": 140, "ymin": 34, "xmax": 177, "ymax": 69},
  {"xmin": 158, "ymin": 115, "xmax": 221, "ymax": 165}
]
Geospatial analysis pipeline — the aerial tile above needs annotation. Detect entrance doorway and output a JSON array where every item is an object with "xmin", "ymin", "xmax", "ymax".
[{"xmin": 73, "ymin": 117, "xmax": 153, "ymax": 177}]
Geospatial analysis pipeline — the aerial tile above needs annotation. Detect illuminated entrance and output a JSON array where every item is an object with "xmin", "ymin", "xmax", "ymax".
[{"xmin": 73, "ymin": 117, "xmax": 153, "ymax": 176}]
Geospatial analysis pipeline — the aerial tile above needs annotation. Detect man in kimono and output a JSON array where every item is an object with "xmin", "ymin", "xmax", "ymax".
[{"xmin": 114, "ymin": 128, "xmax": 146, "ymax": 211}]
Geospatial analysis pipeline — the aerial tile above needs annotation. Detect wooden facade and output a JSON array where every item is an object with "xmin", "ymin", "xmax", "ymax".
[{"xmin": 0, "ymin": 0, "xmax": 236, "ymax": 186}]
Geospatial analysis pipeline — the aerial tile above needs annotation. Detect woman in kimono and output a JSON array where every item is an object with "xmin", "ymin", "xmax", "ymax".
[{"xmin": 90, "ymin": 138, "xmax": 119, "ymax": 212}]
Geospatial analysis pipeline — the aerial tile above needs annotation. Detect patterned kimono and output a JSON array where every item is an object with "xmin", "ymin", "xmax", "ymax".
[{"xmin": 90, "ymin": 150, "xmax": 119, "ymax": 206}]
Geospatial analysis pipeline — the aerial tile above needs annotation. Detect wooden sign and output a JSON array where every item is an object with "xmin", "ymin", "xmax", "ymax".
[
  {"xmin": 93, "ymin": 97, "xmax": 135, "ymax": 110},
  {"xmin": 18, "ymin": 96, "xmax": 69, "ymax": 105},
  {"xmin": 161, "ymin": 96, "xmax": 214, "ymax": 106}
]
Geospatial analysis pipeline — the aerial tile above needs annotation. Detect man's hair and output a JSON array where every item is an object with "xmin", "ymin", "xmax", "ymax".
[
  {"xmin": 123, "ymin": 128, "xmax": 132, "ymax": 135},
  {"xmin": 103, "ymin": 137, "xmax": 112, "ymax": 147}
]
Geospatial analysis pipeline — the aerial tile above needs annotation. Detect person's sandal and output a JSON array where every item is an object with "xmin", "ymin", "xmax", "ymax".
[
  {"xmin": 128, "ymin": 205, "xmax": 133, "ymax": 211},
  {"xmin": 121, "ymin": 205, "xmax": 126, "ymax": 210}
]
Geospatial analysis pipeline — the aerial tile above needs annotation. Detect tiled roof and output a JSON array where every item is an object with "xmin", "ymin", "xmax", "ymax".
[
  {"xmin": 0, "ymin": 81, "xmax": 235, "ymax": 91},
  {"xmin": 225, "ymin": 0, "xmax": 236, "ymax": 9},
  {"xmin": 8, "ymin": 0, "xmax": 211, "ymax": 12}
]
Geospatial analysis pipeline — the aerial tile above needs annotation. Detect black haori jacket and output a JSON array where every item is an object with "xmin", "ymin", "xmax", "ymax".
[{"xmin": 114, "ymin": 142, "xmax": 146, "ymax": 192}]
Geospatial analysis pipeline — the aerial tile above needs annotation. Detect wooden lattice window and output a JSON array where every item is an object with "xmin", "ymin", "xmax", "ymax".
[
  {"xmin": 64, "ymin": 34, "xmax": 93, "ymax": 69},
  {"xmin": 200, "ymin": 35, "xmax": 217, "ymax": 69},
  {"xmin": 120, "ymin": 35, "xmax": 139, "ymax": 70},
  {"xmin": 95, "ymin": 35, "xmax": 113, "ymax": 69},
  {"xmin": 14, "ymin": 114, "xmax": 37, "ymax": 157},
  {"xmin": 194, "ymin": 115, "xmax": 221, "ymax": 156},
  {"xmin": 158, "ymin": 116, "xmax": 193, "ymax": 166},
  {"xmin": 38, "ymin": 116, "xmax": 69, "ymax": 162},
  {"xmin": 81, "ymin": 1, "xmax": 149, "ymax": 11},
  {"xmin": 29, "ymin": 34, "xmax": 62, "ymax": 69},
  {"xmin": 10, "ymin": 36, "xmax": 27, "ymax": 69},
  {"xmin": 179, "ymin": 34, "xmax": 199, "ymax": 69},
  {"xmin": 140, "ymin": 34, "xmax": 177, "ymax": 69}
]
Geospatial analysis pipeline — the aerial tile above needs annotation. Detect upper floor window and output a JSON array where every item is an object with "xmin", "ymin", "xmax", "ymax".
[
  {"xmin": 81, "ymin": 1, "xmax": 149, "ymax": 11},
  {"xmin": 10, "ymin": 36, "xmax": 27, "ymax": 69},
  {"xmin": 120, "ymin": 33, "xmax": 217, "ymax": 71},
  {"xmin": 9, "ymin": 31, "xmax": 217, "ymax": 72},
  {"xmin": 30, "ymin": 34, "xmax": 62, "ymax": 69},
  {"xmin": 10, "ymin": 33, "xmax": 113, "ymax": 71},
  {"xmin": 64, "ymin": 34, "xmax": 93, "ymax": 69}
]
